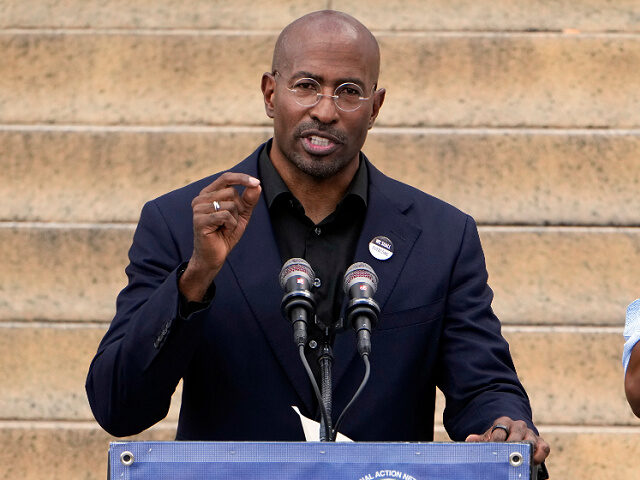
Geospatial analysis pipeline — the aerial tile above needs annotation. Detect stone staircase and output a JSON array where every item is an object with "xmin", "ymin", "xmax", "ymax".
[{"xmin": 2, "ymin": 1, "xmax": 639, "ymax": 478}]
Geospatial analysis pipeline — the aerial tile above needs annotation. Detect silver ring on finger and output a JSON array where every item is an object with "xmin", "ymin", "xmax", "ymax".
[
  {"xmin": 212, "ymin": 200, "xmax": 221, "ymax": 212},
  {"xmin": 491, "ymin": 424, "xmax": 510, "ymax": 438}
]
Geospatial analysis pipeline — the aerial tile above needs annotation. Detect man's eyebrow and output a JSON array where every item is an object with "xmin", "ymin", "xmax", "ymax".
[{"xmin": 290, "ymin": 71, "xmax": 366, "ymax": 88}]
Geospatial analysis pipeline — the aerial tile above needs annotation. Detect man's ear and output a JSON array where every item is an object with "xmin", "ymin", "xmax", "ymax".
[
  {"xmin": 261, "ymin": 73, "xmax": 276, "ymax": 119},
  {"xmin": 368, "ymin": 88, "xmax": 386, "ymax": 129}
]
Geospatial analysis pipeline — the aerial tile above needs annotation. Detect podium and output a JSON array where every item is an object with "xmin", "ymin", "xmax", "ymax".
[{"xmin": 108, "ymin": 441, "xmax": 534, "ymax": 479}]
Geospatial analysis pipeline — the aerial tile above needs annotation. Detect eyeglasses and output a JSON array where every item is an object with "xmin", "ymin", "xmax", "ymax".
[{"xmin": 273, "ymin": 72, "xmax": 374, "ymax": 112}]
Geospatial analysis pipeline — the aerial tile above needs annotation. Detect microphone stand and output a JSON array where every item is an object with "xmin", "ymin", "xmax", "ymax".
[
  {"xmin": 318, "ymin": 341, "xmax": 333, "ymax": 441},
  {"xmin": 282, "ymin": 261, "xmax": 380, "ymax": 444}
]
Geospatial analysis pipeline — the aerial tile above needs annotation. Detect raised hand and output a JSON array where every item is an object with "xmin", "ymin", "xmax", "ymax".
[{"xmin": 179, "ymin": 172, "xmax": 262, "ymax": 301}]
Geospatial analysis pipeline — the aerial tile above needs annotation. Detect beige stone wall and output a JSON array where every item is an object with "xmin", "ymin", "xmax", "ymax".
[{"xmin": 1, "ymin": 1, "xmax": 639, "ymax": 478}]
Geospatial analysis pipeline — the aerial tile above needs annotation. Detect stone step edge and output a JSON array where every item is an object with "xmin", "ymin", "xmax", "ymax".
[
  {"xmin": 2, "ymin": 29, "xmax": 640, "ymax": 38},
  {"xmin": 0, "ymin": 420, "xmax": 636, "ymax": 434},
  {"xmin": 3, "ymin": 222, "xmax": 640, "ymax": 233},
  {"xmin": 2, "ymin": 125, "xmax": 640, "ymax": 135},
  {"xmin": 0, "ymin": 321, "xmax": 625, "ymax": 333}
]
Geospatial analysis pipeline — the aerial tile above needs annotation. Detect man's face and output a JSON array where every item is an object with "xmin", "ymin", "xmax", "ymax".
[{"xmin": 262, "ymin": 32, "xmax": 385, "ymax": 180}]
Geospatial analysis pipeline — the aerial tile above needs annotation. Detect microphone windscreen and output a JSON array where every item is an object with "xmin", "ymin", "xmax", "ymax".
[
  {"xmin": 343, "ymin": 262, "xmax": 378, "ymax": 293},
  {"xmin": 279, "ymin": 258, "xmax": 315, "ymax": 289}
]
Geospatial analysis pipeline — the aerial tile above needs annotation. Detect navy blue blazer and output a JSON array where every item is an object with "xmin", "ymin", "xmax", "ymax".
[{"xmin": 86, "ymin": 142, "xmax": 534, "ymax": 441}]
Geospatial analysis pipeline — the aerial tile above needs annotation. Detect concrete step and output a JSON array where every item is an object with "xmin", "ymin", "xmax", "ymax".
[
  {"xmin": 0, "ymin": 1, "xmax": 324, "ymax": 29},
  {"xmin": 481, "ymin": 227, "xmax": 640, "ymax": 325},
  {"xmin": 0, "ymin": 224, "xmax": 133, "ymax": 321},
  {"xmin": 1, "ymin": 32, "xmax": 639, "ymax": 127},
  {"xmin": 0, "ymin": 323, "xmax": 633, "ymax": 426},
  {"xmin": 0, "ymin": 422, "xmax": 638, "ymax": 479},
  {"xmin": 3, "ymin": 127, "xmax": 639, "ymax": 225},
  {"xmin": 434, "ymin": 426, "xmax": 640, "ymax": 480},
  {"xmin": 2, "ymin": 224, "xmax": 637, "ymax": 324},
  {"xmin": 505, "ymin": 327, "xmax": 631, "ymax": 426},
  {"xmin": 0, "ymin": 322, "xmax": 181, "ymax": 422},
  {"xmin": 343, "ymin": 1, "xmax": 640, "ymax": 32},
  {"xmin": 377, "ymin": 33, "xmax": 640, "ymax": 128},
  {"xmin": 367, "ymin": 129, "xmax": 640, "ymax": 226},
  {"xmin": 0, "ymin": 127, "xmax": 271, "ymax": 223},
  {"xmin": 2, "ymin": 1, "xmax": 638, "ymax": 31},
  {"xmin": 433, "ymin": 327, "xmax": 635, "ymax": 426},
  {"xmin": 0, "ymin": 421, "xmax": 175, "ymax": 480}
]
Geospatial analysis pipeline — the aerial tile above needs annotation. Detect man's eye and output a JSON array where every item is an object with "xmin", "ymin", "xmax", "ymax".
[
  {"xmin": 338, "ymin": 85, "xmax": 363, "ymax": 97},
  {"xmin": 293, "ymin": 82, "xmax": 317, "ymax": 91}
]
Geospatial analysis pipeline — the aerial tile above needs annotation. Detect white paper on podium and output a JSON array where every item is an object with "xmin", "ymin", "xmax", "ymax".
[{"xmin": 291, "ymin": 406, "xmax": 353, "ymax": 442}]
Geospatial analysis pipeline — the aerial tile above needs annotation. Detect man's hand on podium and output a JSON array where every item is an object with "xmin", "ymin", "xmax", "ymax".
[{"xmin": 465, "ymin": 416, "xmax": 550, "ymax": 465}]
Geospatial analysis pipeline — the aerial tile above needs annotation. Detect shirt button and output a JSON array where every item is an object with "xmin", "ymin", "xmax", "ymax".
[
  {"xmin": 314, "ymin": 227, "xmax": 322, "ymax": 236},
  {"xmin": 313, "ymin": 277, "xmax": 322, "ymax": 288}
]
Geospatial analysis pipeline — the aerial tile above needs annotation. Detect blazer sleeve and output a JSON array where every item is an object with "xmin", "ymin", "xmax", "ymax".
[
  {"xmin": 436, "ymin": 215, "xmax": 536, "ymax": 440},
  {"xmin": 85, "ymin": 200, "xmax": 209, "ymax": 437}
]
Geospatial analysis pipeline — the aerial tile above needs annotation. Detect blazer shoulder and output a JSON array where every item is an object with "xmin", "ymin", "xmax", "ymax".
[{"xmin": 368, "ymin": 160, "xmax": 472, "ymax": 228}]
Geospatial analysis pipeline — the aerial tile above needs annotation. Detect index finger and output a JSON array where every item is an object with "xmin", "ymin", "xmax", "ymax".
[{"xmin": 200, "ymin": 172, "xmax": 260, "ymax": 194}]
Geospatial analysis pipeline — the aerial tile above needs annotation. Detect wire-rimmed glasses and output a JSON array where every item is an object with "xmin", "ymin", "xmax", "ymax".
[{"xmin": 274, "ymin": 72, "xmax": 374, "ymax": 112}]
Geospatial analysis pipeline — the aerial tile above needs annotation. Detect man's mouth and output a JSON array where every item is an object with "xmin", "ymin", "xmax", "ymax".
[
  {"xmin": 301, "ymin": 134, "xmax": 341, "ymax": 155},
  {"xmin": 309, "ymin": 135, "xmax": 331, "ymax": 147}
]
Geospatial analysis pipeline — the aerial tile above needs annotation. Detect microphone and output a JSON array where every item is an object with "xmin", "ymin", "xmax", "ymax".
[
  {"xmin": 279, "ymin": 258, "xmax": 316, "ymax": 347},
  {"xmin": 343, "ymin": 262, "xmax": 380, "ymax": 356}
]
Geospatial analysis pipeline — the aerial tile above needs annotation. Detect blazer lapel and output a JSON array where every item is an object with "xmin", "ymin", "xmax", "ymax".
[
  {"xmin": 332, "ymin": 162, "xmax": 423, "ymax": 395},
  {"xmin": 225, "ymin": 148, "xmax": 316, "ymax": 415}
]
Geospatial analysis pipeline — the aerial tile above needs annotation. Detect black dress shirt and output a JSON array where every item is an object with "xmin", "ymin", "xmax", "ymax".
[{"xmin": 258, "ymin": 141, "xmax": 368, "ymax": 372}]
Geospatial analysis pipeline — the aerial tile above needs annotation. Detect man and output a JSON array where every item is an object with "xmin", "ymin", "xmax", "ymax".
[
  {"xmin": 86, "ymin": 10, "xmax": 549, "ymax": 464},
  {"xmin": 624, "ymin": 299, "xmax": 640, "ymax": 416}
]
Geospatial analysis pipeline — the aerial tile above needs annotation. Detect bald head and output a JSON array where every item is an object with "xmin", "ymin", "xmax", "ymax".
[
  {"xmin": 261, "ymin": 10, "xmax": 386, "ymax": 183},
  {"xmin": 272, "ymin": 10, "xmax": 381, "ymax": 84}
]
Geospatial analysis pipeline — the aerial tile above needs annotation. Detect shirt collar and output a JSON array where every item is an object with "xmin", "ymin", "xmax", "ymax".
[{"xmin": 258, "ymin": 139, "xmax": 368, "ymax": 210}]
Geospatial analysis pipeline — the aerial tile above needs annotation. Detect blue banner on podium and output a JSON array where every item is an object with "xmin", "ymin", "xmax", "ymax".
[{"xmin": 109, "ymin": 441, "xmax": 533, "ymax": 479}]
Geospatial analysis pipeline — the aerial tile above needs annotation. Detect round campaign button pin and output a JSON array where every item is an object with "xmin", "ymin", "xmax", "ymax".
[{"xmin": 369, "ymin": 235, "xmax": 394, "ymax": 261}]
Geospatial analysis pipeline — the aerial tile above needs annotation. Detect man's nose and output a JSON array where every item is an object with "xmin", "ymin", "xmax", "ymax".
[{"xmin": 308, "ymin": 94, "xmax": 339, "ymax": 124}]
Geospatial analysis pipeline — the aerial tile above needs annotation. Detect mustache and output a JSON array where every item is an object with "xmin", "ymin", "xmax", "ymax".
[{"xmin": 294, "ymin": 121, "xmax": 347, "ymax": 144}]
